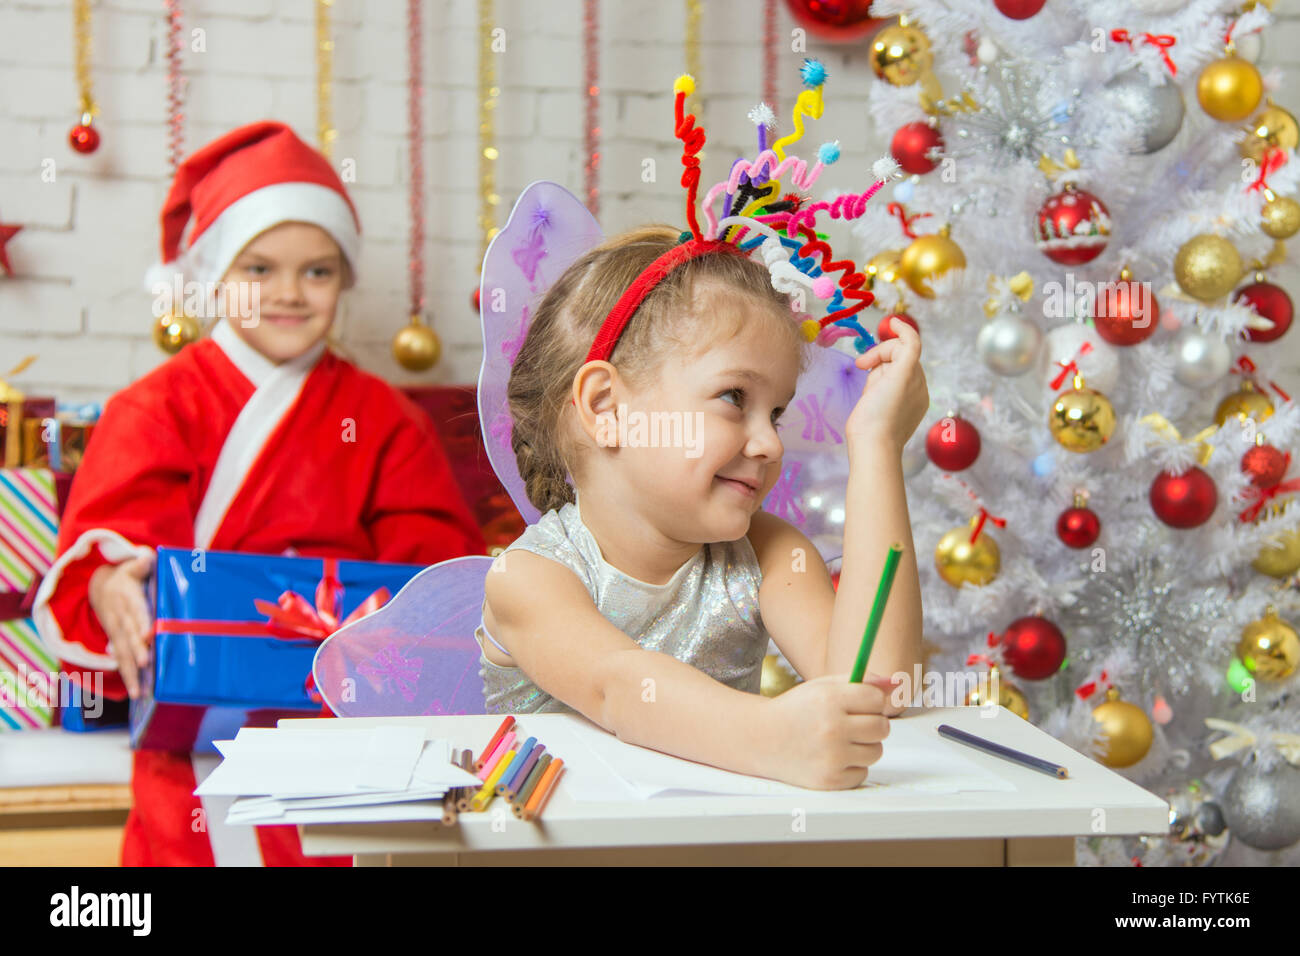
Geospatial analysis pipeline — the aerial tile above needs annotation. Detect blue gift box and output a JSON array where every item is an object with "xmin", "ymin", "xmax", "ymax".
[{"xmin": 129, "ymin": 547, "xmax": 427, "ymax": 752}]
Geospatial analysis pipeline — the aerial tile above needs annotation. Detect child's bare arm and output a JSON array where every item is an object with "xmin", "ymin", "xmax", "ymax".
[{"xmin": 484, "ymin": 549, "xmax": 775, "ymax": 777}]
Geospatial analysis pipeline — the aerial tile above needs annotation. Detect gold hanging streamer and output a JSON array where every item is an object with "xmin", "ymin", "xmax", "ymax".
[
  {"xmin": 73, "ymin": 0, "xmax": 96, "ymax": 124},
  {"xmin": 1205, "ymin": 718, "xmax": 1300, "ymax": 765},
  {"xmin": 479, "ymin": 0, "xmax": 500, "ymax": 263},
  {"xmin": 1037, "ymin": 148, "xmax": 1081, "ymax": 180},
  {"xmin": 685, "ymin": 0, "xmax": 702, "ymax": 123},
  {"xmin": 1138, "ymin": 412, "xmax": 1219, "ymax": 466},
  {"xmin": 316, "ymin": 0, "xmax": 336, "ymax": 159}
]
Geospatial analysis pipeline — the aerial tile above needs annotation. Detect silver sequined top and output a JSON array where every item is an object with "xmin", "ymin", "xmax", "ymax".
[{"xmin": 476, "ymin": 493, "xmax": 770, "ymax": 714}]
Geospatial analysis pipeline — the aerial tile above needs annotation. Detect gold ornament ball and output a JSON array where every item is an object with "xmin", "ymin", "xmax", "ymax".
[
  {"xmin": 1237, "ymin": 610, "xmax": 1300, "ymax": 681},
  {"xmin": 1241, "ymin": 105, "xmax": 1299, "ymax": 164},
  {"xmin": 392, "ymin": 318, "xmax": 441, "ymax": 371},
  {"xmin": 153, "ymin": 312, "xmax": 201, "ymax": 354},
  {"xmin": 964, "ymin": 667, "xmax": 1029, "ymax": 720},
  {"xmin": 899, "ymin": 232, "xmax": 965, "ymax": 298},
  {"xmin": 870, "ymin": 22, "xmax": 933, "ymax": 87},
  {"xmin": 1196, "ymin": 56, "xmax": 1264, "ymax": 122},
  {"xmin": 761, "ymin": 654, "xmax": 801, "ymax": 697},
  {"xmin": 1261, "ymin": 195, "xmax": 1300, "ymax": 240},
  {"xmin": 1091, "ymin": 687, "xmax": 1154, "ymax": 768},
  {"xmin": 1049, "ymin": 384, "xmax": 1116, "ymax": 453},
  {"xmin": 935, "ymin": 518, "xmax": 1000, "ymax": 588},
  {"xmin": 867, "ymin": 248, "xmax": 903, "ymax": 284},
  {"xmin": 1173, "ymin": 234, "xmax": 1243, "ymax": 302},
  {"xmin": 1251, "ymin": 502, "xmax": 1300, "ymax": 578},
  {"xmin": 1214, "ymin": 382, "xmax": 1274, "ymax": 426}
]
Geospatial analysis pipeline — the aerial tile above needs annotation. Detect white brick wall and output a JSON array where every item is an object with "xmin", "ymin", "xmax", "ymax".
[{"xmin": 0, "ymin": 0, "xmax": 1297, "ymax": 404}]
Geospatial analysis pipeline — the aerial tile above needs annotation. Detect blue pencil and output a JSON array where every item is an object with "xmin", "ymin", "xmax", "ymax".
[
  {"xmin": 495, "ymin": 736, "xmax": 537, "ymax": 795},
  {"xmin": 504, "ymin": 744, "xmax": 546, "ymax": 799},
  {"xmin": 937, "ymin": 724, "xmax": 1069, "ymax": 779}
]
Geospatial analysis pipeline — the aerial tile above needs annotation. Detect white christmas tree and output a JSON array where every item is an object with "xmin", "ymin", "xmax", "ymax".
[{"xmin": 837, "ymin": 0, "xmax": 1300, "ymax": 865}]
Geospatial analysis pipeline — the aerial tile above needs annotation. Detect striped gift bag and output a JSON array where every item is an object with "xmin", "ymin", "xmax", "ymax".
[
  {"xmin": 0, "ymin": 467, "xmax": 58, "ymax": 599},
  {"xmin": 0, "ymin": 617, "xmax": 58, "ymax": 730}
]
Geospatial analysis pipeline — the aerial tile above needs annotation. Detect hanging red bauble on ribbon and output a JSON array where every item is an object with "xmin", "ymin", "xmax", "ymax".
[
  {"xmin": 877, "ymin": 311, "xmax": 918, "ymax": 340},
  {"xmin": 926, "ymin": 413, "xmax": 980, "ymax": 471},
  {"xmin": 1092, "ymin": 266, "xmax": 1158, "ymax": 346},
  {"xmin": 1150, "ymin": 466, "xmax": 1218, "ymax": 528},
  {"xmin": 1234, "ymin": 276, "xmax": 1293, "ymax": 343},
  {"xmin": 68, "ymin": 121, "xmax": 100, "ymax": 154},
  {"xmin": 890, "ymin": 121, "xmax": 943, "ymax": 175},
  {"xmin": 993, "ymin": 0, "xmax": 1047, "ymax": 20},
  {"xmin": 782, "ymin": 0, "xmax": 887, "ymax": 44},
  {"xmin": 1242, "ymin": 444, "xmax": 1289, "ymax": 487},
  {"xmin": 1057, "ymin": 492, "xmax": 1100, "ymax": 548},
  {"xmin": 998, "ymin": 616, "xmax": 1066, "ymax": 680},
  {"xmin": 1033, "ymin": 184, "xmax": 1110, "ymax": 266}
]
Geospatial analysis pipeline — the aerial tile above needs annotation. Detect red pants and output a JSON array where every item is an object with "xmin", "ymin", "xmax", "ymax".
[{"xmin": 122, "ymin": 748, "xmax": 352, "ymax": 867}]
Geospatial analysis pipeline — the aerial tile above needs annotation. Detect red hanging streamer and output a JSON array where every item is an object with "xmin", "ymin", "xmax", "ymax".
[
  {"xmin": 888, "ymin": 201, "xmax": 931, "ymax": 239},
  {"xmin": 1109, "ymin": 29, "xmax": 1178, "ymax": 76}
]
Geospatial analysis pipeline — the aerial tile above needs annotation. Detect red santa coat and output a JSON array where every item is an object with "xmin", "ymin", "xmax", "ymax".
[{"xmin": 34, "ymin": 321, "xmax": 486, "ymax": 866}]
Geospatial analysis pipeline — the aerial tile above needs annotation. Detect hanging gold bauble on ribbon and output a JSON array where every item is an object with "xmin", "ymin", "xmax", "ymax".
[
  {"xmin": 1196, "ymin": 54, "xmax": 1263, "ymax": 123},
  {"xmin": 1049, "ymin": 373, "xmax": 1116, "ymax": 453},
  {"xmin": 866, "ymin": 248, "xmax": 903, "ymax": 285},
  {"xmin": 1214, "ymin": 379, "xmax": 1274, "ymax": 426},
  {"xmin": 1091, "ymin": 686, "xmax": 1154, "ymax": 768},
  {"xmin": 1252, "ymin": 501, "xmax": 1300, "ymax": 578},
  {"xmin": 1173, "ymin": 233, "xmax": 1243, "ymax": 301},
  {"xmin": 152, "ymin": 312, "xmax": 200, "ymax": 354},
  {"xmin": 870, "ymin": 17, "xmax": 933, "ymax": 87},
  {"xmin": 1261, "ymin": 190, "xmax": 1300, "ymax": 240},
  {"xmin": 392, "ymin": 314, "xmax": 441, "ymax": 371},
  {"xmin": 935, "ymin": 515, "xmax": 1000, "ymax": 588},
  {"xmin": 1240, "ymin": 103, "xmax": 1299, "ymax": 164},
  {"xmin": 964, "ymin": 664, "xmax": 1029, "ymax": 720},
  {"xmin": 760, "ymin": 654, "xmax": 801, "ymax": 697},
  {"xmin": 1237, "ymin": 606, "xmax": 1300, "ymax": 681},
  {"xmin": 899, "ymin": 225, "xmax": 965, "ymax": 298}
]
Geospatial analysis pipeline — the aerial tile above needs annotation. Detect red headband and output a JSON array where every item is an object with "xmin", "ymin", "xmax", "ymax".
[{"xmin": 582, "ymin": 237, "xmax": 748, "ymax": 364}]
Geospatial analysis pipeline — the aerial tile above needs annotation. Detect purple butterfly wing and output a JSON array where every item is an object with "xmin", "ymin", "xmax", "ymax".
[{"xmin": 477, "ymin": 181, "xmax": 605, "ymax": 526}]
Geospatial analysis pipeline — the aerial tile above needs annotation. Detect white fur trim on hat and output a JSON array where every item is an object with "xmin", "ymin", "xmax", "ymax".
[{"xmin": 143, "ymin": 182, "xmax": 360, "ymax": 291}]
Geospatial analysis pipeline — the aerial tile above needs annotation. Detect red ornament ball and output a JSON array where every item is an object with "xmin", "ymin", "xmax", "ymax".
[
  {"xmin": 1234, "ymin": 280, "xmax": 1293, "ymax": 343},
  {"xmin": 1034, "ymin": 186, "xmax": 1110, "ymax": 266},
  {"xmin": 999, "ymin": 616, "xmax": 1066, "ymax": 680},
  {"xmin": 925, "ymin": 415, "xmax": 980, "ymax": 471},
  {"xmin": 1242, "ymin": 444, "xmax": 1289, "ymax": 487},
  {"xmin": 782, "ymin": 0, "xmax": 887, "ymax": 43},
  {"xmin": 1092, "ymin": 279, "xmax": 1159, "ymax": 346},
  {"xmin": 68, "ymin": 122, "xmax": 100, "ymax": 154},
  {"xmin": 1056, "ymin": 505, "xmax": 1101, "ymax": 548},
  {"xmin": 890, "ymin": 121, "xmax": 944, "ymax": 175},
  {"xmin": 993, "ymin": 0, "xmax": 1047, "ymax": 19},
  {"xmin": 1150, "ymin": 466, "xmax": 1218, "ymax": 528},
  {"xmin": 877, "ymin": 311, "xmax": 918, "ymax": 340}
]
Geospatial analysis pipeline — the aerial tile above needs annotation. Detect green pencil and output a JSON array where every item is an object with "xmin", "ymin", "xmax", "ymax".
[{"xmin": 849, "ymin": 542, "xmax": 904, "ymax": 683}]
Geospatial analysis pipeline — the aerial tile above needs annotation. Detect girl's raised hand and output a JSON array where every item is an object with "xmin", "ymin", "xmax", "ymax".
[{"xmin": 845, "ymin": 318, "xmax": 929, "ymax": 457}]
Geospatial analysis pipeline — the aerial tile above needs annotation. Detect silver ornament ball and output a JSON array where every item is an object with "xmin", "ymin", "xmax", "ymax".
[
  {"xmin": 978, "ymin": 314, "xmax": 1042, "ymax": 376},
  {"xmin": 1172, "ymin": 328, "xmax": 1231, "ymax": 388},
  {"xmin": 1102, "ymin": 69, "xmax": 1185, "ymax": 154},
  {"xmin": 1221, "ymin": 760, "xmax": 1300, "ymax": 851}
]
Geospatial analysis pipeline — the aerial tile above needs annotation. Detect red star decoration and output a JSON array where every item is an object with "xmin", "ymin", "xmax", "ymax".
[{"xmin": 0, "ymin": 218, "xmax": 22, "ymax": 276}]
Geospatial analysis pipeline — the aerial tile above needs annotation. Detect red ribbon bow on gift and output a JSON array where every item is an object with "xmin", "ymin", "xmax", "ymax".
[
  {"xmin": 1050, "ymin": 340, "xmax": 1094, "ymax": 390},
  {"xmin": 1075, "ymin": 669, "xmax": 1110, "ymax": 700},
  {"xmin": 1110, "ymin": 30, "xmax": 1178, "ymax": 76},
  {"xmin": 252, "ymin": 560, "xmax": 391, "ymax": 703}
]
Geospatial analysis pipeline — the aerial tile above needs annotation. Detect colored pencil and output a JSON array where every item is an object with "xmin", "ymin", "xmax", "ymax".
[
  {"xmin": 456, "ymin": 748, "xmax": 475, "ymax": 812},
  {"xmin": 471, "ymin": 748, "xmax": 515, "ymax": 811},
  {"xmin": 474, "ymin": 716, "xmax": 515, "ymax": 772},
  {"xmin": 441, "ymin": 749, "xmax": 463, "ymax": 826},
  {"xmin": 937, "ymin": 724, "xmax": 1069, "ymax": 779},
  {"xmin": 476, "ymin": 730, "xmax": 516, "ymax": 780},
  {"xmin": 495, "ymin": 736, "xmax": 537, "ymax": 796},
  {"xmin": 504, "ymin": 744, "xmax": 545, "ymax": 801},
  {"xmin": 520, "ymin": 758, "xmax": 564, "ymax": 821},
  {"xmin": 849, "ymin": 543, "xmax": 903, "ymax": 684},
  {"xmin": 511, "ymin": 753, "xmax": 552, "ymax": 817}
]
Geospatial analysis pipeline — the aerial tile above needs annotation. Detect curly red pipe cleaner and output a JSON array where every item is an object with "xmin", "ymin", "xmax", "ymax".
[
  {"xmin": 673, "ymin": 78, "xmax": 705, "ymax": 241},
  {"xmin": 794, "ymin": 223, "xmax": 874, "ymax": 327},
  {"xmin": 888, "ymin": 201, "xmax": 932, "ymax": 239}
]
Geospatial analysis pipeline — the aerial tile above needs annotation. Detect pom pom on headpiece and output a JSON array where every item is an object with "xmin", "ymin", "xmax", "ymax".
[{"xmin": 585, "ymin": 58, "xmax": 900, "ymax": 364}]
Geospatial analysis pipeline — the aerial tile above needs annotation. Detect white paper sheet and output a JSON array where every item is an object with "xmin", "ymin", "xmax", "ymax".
[
  {"xmin": 532, "ymin": 714, "xmax": 1019, "ymax": 799},
  {"xmin": 225, "ymin": 797, "xmax": 449, "ymax": 825}
]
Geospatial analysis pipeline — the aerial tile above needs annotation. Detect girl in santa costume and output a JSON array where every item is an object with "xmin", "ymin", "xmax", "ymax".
[{"xmin": 33, "ymin": 120, "xmax": 486, "ymax": 866}]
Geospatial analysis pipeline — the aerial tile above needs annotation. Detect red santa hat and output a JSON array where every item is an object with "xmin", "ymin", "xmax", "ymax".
[{"xmin": 146, "ymin": 120, "xmax": 361, "ymax": 290}]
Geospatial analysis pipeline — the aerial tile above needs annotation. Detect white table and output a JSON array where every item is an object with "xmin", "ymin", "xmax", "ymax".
[{"xmin": 288, "ymin": 706, "xmax": 1169, "ymax": 866}]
